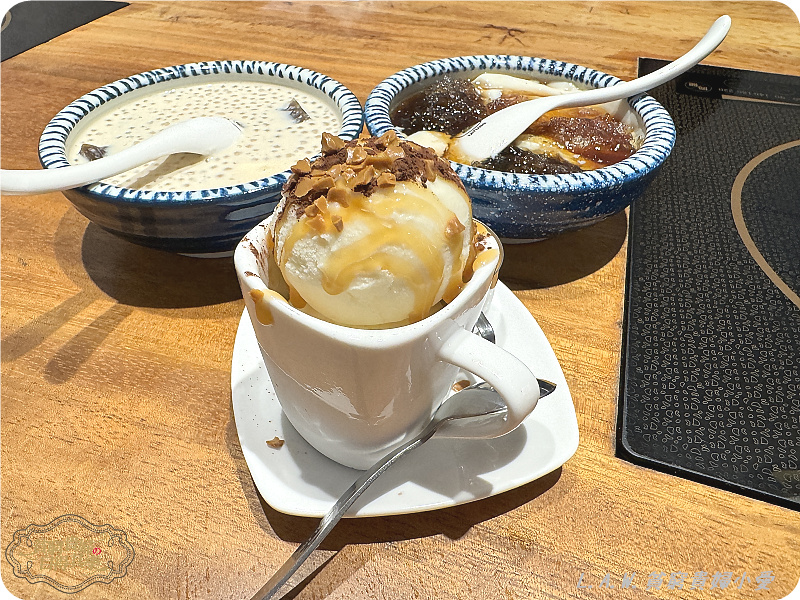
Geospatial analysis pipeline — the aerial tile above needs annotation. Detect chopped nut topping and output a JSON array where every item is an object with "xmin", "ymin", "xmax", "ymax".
[
  {"xmin": 346, "ymin": 146, "xmax": 368, "ymax": 165},
  {"xmin": 332, "ymin": 215, "xmax": 344, "ymax": 231},
  {"xmin": 328, "ymin": 164, "xmax": 346, "ymax": 178},
  {"xmin": 307, "ymin": 213, "xmax": 326, "ymax": 232},
  {"xmin": 376, "ymin": 172, "xmax": 397, "ymax": 187},
  {"xmin": 445, "ymin": 216, "xmax": 466, "ymax": 239},
  {"xmin": 266, "ymin": 436, "xmax": 285, "ymax": 449},
  {"xmin": 385, "ymin": 144, "xmax": 405, "ymax": 160},
  {"xmin": 313, "ymin": 196, "xmax": 328, "ymax": 212},
  {"xmin": 295, "ymin": 177, "xmax": 315, "ymax": 198},
  {"xmin": 304, "ymin": 203, "xmax": 320, "ymax": 218},
  {"xmin": 352, "ymin": 165, "xmax": 376, "ymax": 188},
  {"xmin": 423, "ymin": 159, "xmax": 438, "ymax": 182},
  {"xmin": 291, "ymin": 158, "xmax": 312, "ymax": 175},
  {"xmin": 452, "ymin": 379, "xmax": 472, "ymax": 392},
  {"xmin": 365, "ymin": 152, "xmax": 394, "ymax": 169},
  {"xmin": 321, "ymin": 132, "xmax": 345, "ymax": 154},
  {"xmin": 337, "ymin": 167, "xmax": 357, "ymax": 187},
  {"xmin": 376, "ymin": 129, "xmax": 399, "ymax": 148},
  {"xmin": 327, "ymin": 186, "xmax": 349, "ymax": 206},
  {"xmin": 282, "ymin": 131, "xmax": 466, "ymax": 221},
  {"xmin": 312, "ymin": 175, "xmax": 335, "ymax": 191}
]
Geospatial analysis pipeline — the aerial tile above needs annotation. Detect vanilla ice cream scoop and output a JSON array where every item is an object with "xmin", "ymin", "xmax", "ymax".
[{"xmin": 270, "ymin": 130, "xmax": 475, "ymax": 327}]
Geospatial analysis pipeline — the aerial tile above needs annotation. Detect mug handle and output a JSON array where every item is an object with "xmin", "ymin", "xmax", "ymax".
[{"xmin": 435, "ymin": 325, "xmax": 540, "ymax": 438}]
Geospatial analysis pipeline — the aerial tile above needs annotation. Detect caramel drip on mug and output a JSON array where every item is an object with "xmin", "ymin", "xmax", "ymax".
[{"xmin": 249, "ymin": 288, "xmax": 287, "ymax": 325}]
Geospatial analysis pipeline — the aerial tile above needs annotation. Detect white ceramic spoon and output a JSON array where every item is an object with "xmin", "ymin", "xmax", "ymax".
[
  {"xmin": 1, "ymin": 117, "xmax": 243, "ymax": 195},
  {"xmin": 450, "ymin": 15, "xmax": 731, "ymax": 163}
]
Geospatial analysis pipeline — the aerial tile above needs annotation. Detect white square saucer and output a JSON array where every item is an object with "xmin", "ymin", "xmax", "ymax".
[{"xmin": 231, "ymin": 281, "xmax": 579, "ymax": 518}]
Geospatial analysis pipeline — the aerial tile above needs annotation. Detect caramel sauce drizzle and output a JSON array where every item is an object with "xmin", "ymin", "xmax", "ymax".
[
  {"xmin": 281, "ymin": 181, "xmax": 464, "ymax": 322},
  {"xmin": 472, "ymin": 248, "xmax": 500, "ymax": 274},
  {"xmin": 249, "ymin": 288, "xmax": 288, "ymax": 325}
]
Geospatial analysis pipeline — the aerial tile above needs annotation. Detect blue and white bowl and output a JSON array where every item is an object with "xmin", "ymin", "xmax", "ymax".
[
  {"xmin": 39, "ymin": 60, "xmax": 363, "ymax": 256},
  {"xmin": 365, "ymin": 55, "xmax": 675, "ymax": 240}
]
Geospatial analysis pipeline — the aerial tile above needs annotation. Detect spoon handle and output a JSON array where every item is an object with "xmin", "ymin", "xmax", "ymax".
[
  {"xmin": 454, "ymin": 15, "xmax": 730, "ymax": 162},
  {"xmin": 2, "ymin": 138, "xmax": 184, "ymax": 195},
  {"xmin": 252, "ymin": 419, "xmax": 442, "ymax": 600},
  {"xmin": 253, "ymin": 377, "xmax": 557, "ymax": 600},
  {"xmin": 1, "ymin": 117, "xmax": 241, "ymax": 195},
  {"xmin": 541, "ymin": 14, "xmax": 731, "ymax": 109}
]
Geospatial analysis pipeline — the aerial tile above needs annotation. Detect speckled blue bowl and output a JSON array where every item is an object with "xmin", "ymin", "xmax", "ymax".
[
  {"xmin": 365, "ymin": 55, "xmax": 675, "ymax": 240},
  {"xmin": 39, "ymin": 60, "xmax": 363, "ymax": 256}
]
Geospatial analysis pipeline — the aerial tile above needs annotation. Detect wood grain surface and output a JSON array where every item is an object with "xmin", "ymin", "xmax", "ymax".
[{"xmin": 2, "ymin": 2, "xmax": 799, "ymax": 599}]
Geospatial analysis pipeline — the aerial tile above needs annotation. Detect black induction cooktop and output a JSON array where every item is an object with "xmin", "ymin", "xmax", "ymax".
[{"xmin": 618, "ymin": 60, "xmax": 800, "ymax": 510}]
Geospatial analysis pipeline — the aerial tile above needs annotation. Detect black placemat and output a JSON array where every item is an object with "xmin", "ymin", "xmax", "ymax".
[
  {"xmin": 1, "ymin": 1, "xmax": 127, "ymax": 61},
  {"xmin": 618, "ymin": 60, "xmax": 800, "ymax": 510}
]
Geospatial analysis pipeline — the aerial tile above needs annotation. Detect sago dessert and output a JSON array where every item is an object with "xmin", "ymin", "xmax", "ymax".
[
  {"xmin": 67, "ymin": 80, "xmax": 341, "ymax": 191},
  {"xmin": 257, "ymin": 130, "xmax": 496, "ymax": 328}
]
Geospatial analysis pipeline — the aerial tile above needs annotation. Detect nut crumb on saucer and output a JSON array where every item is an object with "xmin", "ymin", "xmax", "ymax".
[{"xmin": 452, "ymin": 379, "xmax": 472, "ymax": 392}]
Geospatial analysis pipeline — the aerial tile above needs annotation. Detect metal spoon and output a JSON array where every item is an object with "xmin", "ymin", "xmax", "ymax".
[
  {"xmin": 254, "ymin": 316, "xmax": 555, "ymax": 600},
  {"xmin": 1, "ymin": 117, "xmax": 243, "ymax": 195},
  {"xmin": 473, "ymin": 311, "xmax": 496, "ymax": 344},
  {"xmin": 450, "ymin": 15, "xmax": 731, "ymax": 163}
]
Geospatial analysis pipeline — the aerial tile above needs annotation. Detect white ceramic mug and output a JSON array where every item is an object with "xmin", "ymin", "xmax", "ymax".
[{"xmin": 234, "ymin": 216, "xmax": 541, "ymax": 469}]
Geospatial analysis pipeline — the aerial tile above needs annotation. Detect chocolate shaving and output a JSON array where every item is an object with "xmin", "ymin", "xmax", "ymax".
[
  {"xmin": 281, "ymin": 98, "xmax": 310, "ymax": 123},
  {"xmin": 79, "ymin": 143, "xmax": 108, "ymax": 161}
]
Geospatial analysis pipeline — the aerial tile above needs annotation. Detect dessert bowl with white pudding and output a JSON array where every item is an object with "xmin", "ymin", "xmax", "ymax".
[
  {"xmin": 38, "ymin": 60, "xmax": 363, "ymax": 255},
  {"xmin": 364, "ymin": 55, "xmax": 676, "ymax": 241}
]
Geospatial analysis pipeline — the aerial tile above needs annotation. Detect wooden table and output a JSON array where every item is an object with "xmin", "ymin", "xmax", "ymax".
[{"xmin": 2, "ymin": 2, "xmax": 798, "ymax": 599}]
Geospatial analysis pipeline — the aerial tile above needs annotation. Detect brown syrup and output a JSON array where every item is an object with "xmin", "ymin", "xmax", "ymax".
[
  {"xmin": 392, "ymin": 79, "xmax": 636, "ymax": 174},
  {"xmin": 393, "ymin": 76, "xmax": 488, "ymax": 137}
]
